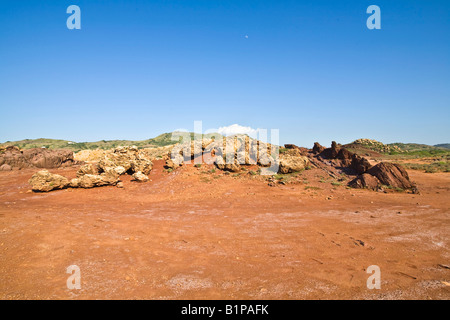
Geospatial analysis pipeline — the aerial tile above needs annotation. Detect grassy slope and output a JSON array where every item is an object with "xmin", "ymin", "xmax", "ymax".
[
  {"xmin": 344, "ymin": 139, "xmax": 450, "ymax": 173},
  {"xmin": 345, "ymin": 140, "xmax": 450, "ymax": 157},
  {"xmin": 0, "ymin": 132, "xmax": 223, "ymax": 152}
]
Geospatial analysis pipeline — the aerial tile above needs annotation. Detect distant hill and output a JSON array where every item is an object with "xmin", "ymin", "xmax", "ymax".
[
  {"xmin": 0, "ymin": 132, "xmax": 223, "ymax": 152},
  {"xmin": 344, "ymin": 139, "xmax": 450, "ymax": 157},
  {"xmin": 435, "ymin": 144, "xmax": 450, "ymax": 149}
]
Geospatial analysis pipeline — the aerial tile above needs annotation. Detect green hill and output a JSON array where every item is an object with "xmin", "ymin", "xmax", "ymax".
[
  {"xmin": 345, "ymin": 139, "xmax": 450, "ymax": 157},
  {"xmin": 435, "ymin": 144, "xmax": 450, "ymax": 149},
  {"xmin": 0, "ymin": 132, "xmax": 223, "ymax": 152}
]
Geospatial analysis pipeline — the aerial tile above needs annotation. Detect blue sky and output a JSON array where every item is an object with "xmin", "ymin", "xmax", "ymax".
[{"xmin": 0, "ymin": 0, "xmax": 449, "ymax": 147}]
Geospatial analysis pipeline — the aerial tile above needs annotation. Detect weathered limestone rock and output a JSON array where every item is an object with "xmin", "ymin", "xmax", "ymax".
[
  {"xmin": 132, "ymin": 171, "xmax": 149, "ymax": 182},
  {"xmin": 29, "ymin": 170, "xmax": 70, "ymax": 192}
]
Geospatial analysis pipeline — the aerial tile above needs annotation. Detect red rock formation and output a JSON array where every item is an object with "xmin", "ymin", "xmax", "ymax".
[
  {"xmin": 351, "ymin": 154, "xmax": 372, "ymax": 174},
  {"xmin": 349, "ymin": 162, "xmax": 417, "ymax": 192},
  {"xmin": 0, "ymin": 147, "xmax": 77, "ymax": 170},
  {"xmin": 367, "ymin": 162, "xmax": 414, "ymax": 190},
  {"xmin": 312, "ymin": 142, "xmax": 325, "ymax": 154}
]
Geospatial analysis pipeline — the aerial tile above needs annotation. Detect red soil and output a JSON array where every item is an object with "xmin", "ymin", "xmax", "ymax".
[{"xmin": 0, "ymin": 160, "xmax": 449, "ymax": 299}]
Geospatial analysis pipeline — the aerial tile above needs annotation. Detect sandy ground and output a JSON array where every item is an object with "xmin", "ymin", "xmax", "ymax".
[{"xmin": 0, "ymin": 160, "xmax": 449, "ymax": 300}]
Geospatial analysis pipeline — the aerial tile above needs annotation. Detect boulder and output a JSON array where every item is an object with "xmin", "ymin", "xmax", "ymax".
[
  {"xmin": 0, "ymin": 164, "xmax": 12, "ymax": 171},
  {"xmin": 348, "ymin": 162, "xmax": 417, "ymax": 192},
  {"xmin": 132, "ymin": 171, "xmax": 150, "ymax": 182},
  {"xmin": 70, "ymin": 172, "xmax": 119, "ymax": 188},
  {"xmin": 97, "ymin": 146, "xmax": 153, "ymax": 176},
  {"xmin": 29, "ymin": 170, "xmax": 70, "ymax": 192},
  {"xmin": 367, "ymin": 162, "xmax": 414, "ymax": 190}
]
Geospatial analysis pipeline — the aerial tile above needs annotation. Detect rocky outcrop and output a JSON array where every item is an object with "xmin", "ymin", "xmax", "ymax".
[
  {"xmin": 319, "ymin": 141, "xmax": 341, "ymax": 159},
  {"xmin": 97, "ymin": 146, "xmax": 153, "ymax": 175},
  {"xmin": 316, "ymin": 141, "xmax": 372, "ymax": 174},
  {"xmin": 351, "ymin": 154, "xmax": 372, "ymax": 174},
  {"xmin": 336, "ymin": 148, "xmax": 352, "ymax": 160},
  {"xmin": 167, "ymin": 135, "xmax": 277, "ymax": 172},
  {"xmin": 165, "ymin": 138, "xmax": 216, "ymax": 168},
  {"xmin": 171, "ymin": 139, "xmax": 215, "ymax": 160},
  {"xmin": 23, "ymin": 149, "xmax": 76, "ymax": 168},
  {"xmin": 312, "ymin": 142, "xmax": 325, "ymax": 154},
  {"xmin": 312, "ymin": 141, "xmax": 417, "ymax": 192},
  {"xmin": 284, "ymin": 144, "xmax": 309, "ymax": 156},
  {"xmin": 81, "ymin": 146, "xmax": 152, "ymax": 185},
  {"xmin": 351, "ymin": 138, "xmax": 403, "ymax": 154},
  {"xmin": 74, "ymin": 145, "xmax": 174, "ymax": 163},
  {"xmin": 0, "ymin": 146, "xmax": 77, "ymax": 170},
  {"xmin": 335, "ymin": 148, "xmax": 353, "ymax": 167},
  {"xmin": 28, "ymin": 146, "xmax": 153, "ymax": 192},
  {"xmin": 28, "ymin": 170, "xmax": 70, "ymax": 192}
]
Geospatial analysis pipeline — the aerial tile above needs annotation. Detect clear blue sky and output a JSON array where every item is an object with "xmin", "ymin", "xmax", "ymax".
[{"xmin": 0, "ymin": 0, "xmax": 449, "ymax": 147}]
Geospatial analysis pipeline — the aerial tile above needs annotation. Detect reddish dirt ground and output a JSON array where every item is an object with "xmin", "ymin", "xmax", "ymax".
[{"xmin": 0, "ymin": 160, "xmax": 449, "ymax": 299}]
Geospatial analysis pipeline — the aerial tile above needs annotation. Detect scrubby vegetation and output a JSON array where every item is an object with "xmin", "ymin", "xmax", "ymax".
[
  {"xmin": 346, "ymin": 138, "xmax": 450, "ymax": 160},
  {"xmin": 400, "ymin": 161, "xmax": 450, "ymax": 173},
  {"xmin": 0, "ymin": 132, "xmax": 223, "ymax": 152}
]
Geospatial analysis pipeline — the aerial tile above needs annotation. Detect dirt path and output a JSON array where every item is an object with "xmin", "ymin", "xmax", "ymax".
[{"xmin": 0, "ymin": 161, "xmax": 449, "ymax": 299}]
